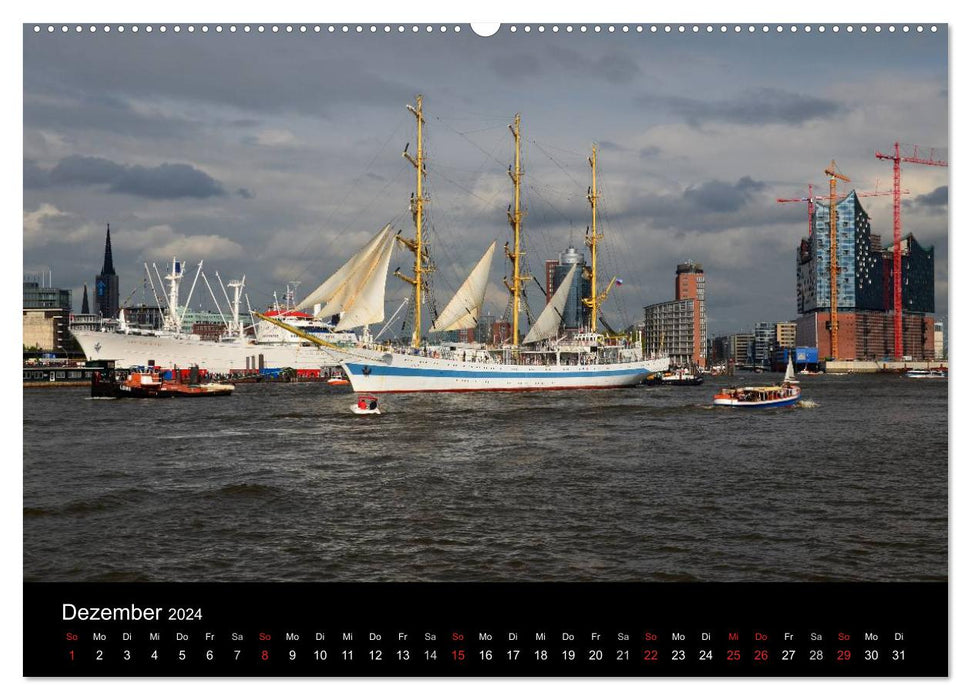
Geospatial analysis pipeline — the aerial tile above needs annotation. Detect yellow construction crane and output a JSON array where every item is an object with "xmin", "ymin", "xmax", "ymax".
[{"xmin": 824, "ymin": 159, "xmax": 850, "ymax": 359}]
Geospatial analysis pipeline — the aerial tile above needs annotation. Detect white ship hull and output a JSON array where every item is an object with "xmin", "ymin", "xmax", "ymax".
[
  {"xmin": 335, "ymin": 347, "xmax": 670, "ymax": 393},
  {"xmin": 71, "ymin": 328, "xmax": 342, "ymax": 373}
]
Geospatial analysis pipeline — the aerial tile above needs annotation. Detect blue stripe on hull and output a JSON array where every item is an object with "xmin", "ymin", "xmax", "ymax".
[{"xmin": 344, "ymin": 362, "xmax": 649, "ymax": 380}]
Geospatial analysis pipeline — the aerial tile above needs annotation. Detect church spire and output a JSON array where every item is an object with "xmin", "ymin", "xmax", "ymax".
[
  {"xmin": 81, "ymin": 283, "xmax": 90, "ymax": 314},
  {"xmin": 95, "ymin": 223, "xmax": 120, "ymax": 319},
  {"xmin": 100, "ymin": 223, "xmax": 116, "ymax": 276}
]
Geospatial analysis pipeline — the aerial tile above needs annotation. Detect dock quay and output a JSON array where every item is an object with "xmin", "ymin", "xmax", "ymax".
[{"xmin": 822, "ymin": 359, "xmax": 948, "ymax": 373}]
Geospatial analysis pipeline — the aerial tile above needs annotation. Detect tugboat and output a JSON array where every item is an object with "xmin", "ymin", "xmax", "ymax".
[
  {"xmin": 91, "ymin": 367, "xmax": 235, "ymax": 398},
  {"xmin": 659, "ymin": 367, "xmax": 704, "ymax": 386}
]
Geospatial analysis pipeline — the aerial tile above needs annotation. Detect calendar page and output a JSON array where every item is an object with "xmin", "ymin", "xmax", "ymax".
[{"xmin": 21, "ymin": 16, "xmax": 950, "ymax": 681}]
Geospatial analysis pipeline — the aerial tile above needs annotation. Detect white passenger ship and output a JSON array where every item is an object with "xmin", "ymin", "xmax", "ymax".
[{"xmin": 71, "ymin": 263, "xmax": 357, "ymax": 373}]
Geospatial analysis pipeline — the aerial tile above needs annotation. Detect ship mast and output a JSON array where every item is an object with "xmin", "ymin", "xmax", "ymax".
[
  {"xmin": 582, "ymin": 144, "xmax": 616, "ymax": 334},
  {"xmin": 584, "ymin": 145, "xmax": 602, "ymax": 333},
  {"xmin": 396, "ymin": 94, "xmax": 430, "ymax": 348},
  {"xmin": 504, "ymin": 113, "xmax": 529, "ymax": 345}
]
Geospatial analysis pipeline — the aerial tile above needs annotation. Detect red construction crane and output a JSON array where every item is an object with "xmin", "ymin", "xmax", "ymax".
[
  {"xmin": 777, "ymin": 184, "xmax": 818, "ymax": 240},
  {"xmin": 875, "ymin": 142, "xmax": 948, "ymax": 359}
]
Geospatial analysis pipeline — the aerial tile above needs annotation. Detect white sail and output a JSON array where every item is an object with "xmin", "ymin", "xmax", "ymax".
[
  {"xmin": 317, "ymin": 226, "xmax": 395, "ymax": 320},
  {"xmin": 297, "ymin": 225, "xmax": 392, "ymax": 313},
  {"xmin": 430, "ymin": 242, "xmax": 497, "ymax": 332},
  {"xmin": 334, "ymin": 229, "xmax": 397, "ymax": 330},
  {"xmin": 523, "ymin": 264, "xmax": 577, "ymax": 345},
  {"xmin": 784, "ymin": 354, "xmax": 798, "ymax": 383}
]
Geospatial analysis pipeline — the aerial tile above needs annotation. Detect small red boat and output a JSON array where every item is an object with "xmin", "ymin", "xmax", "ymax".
[{"xmin": 351, "ymin": 394, "xmax": 381, "ymax": 415}]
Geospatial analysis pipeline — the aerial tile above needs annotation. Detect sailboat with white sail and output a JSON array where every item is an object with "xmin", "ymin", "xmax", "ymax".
[{"xmin": 257, "ymin": 96, "xmax": 669, "ymax": 392}]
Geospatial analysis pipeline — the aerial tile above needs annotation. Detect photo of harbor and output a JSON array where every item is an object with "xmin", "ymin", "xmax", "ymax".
[{"xmin": 23, "ymin": 24, "xmax": 947, "ymax": 584}]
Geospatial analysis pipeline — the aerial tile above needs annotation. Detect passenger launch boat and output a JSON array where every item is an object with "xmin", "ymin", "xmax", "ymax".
[
  {"xmin": 256, "ymin": 96, "xmax": 668, "ymax": 392},
  {"xmin": 713, "ymin": 357, "xmax": 801, "ymax": 408},
  {"xmin": 712, "ymin": 383, "xmax": 801, "ymax": 408}
]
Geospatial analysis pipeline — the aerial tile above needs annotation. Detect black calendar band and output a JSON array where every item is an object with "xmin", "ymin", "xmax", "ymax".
[{"xmin": 24, "ymin": 581, "xmax": 947, "ymax": 677}]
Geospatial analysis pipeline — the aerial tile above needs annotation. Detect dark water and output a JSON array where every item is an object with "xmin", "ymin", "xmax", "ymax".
[{"xmin": 23, "ymin": 374, "xmax": 947, "ymax": 582}]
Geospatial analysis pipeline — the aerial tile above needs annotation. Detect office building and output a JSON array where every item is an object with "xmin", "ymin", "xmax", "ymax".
[
  {"xmin": 644, "ymin": 261, "xmax": 708, "ymax": 367},
  {"xmin": 23, "ymin": 276, "xmax": 72, "ymax": 353}
]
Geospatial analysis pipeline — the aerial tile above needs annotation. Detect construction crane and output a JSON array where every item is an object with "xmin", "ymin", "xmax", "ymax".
[
  {"xmin": 777, "ymin": 183, "xmax": 904, "ymax": 240},
  {"xmin": 823, "ymin": 160, "xmax": 850, "ymax": 359},
  {"xmin": 778, "ymin": 179, "xmax": 899, "ymax": 360},
  {"xmin": 776, "ymin": 184, "xmax": 818, "ymax": 240},
  {"xmin": 875, "ymin": 142, "xmax": 948, "ymax": 359}
]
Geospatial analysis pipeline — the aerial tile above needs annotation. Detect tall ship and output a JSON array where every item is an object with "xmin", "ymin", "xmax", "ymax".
[
  {"xmin": 70, "ymin": 262, "xmax": 359, "ymax": 373},
  {"xmin": 259, "ymin": 95, "xmax": 669, "ymax": 392}
]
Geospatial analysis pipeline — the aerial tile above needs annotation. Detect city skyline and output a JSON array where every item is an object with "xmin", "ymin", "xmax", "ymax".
[{"xmin": 23, "ymin": 25, "xmax": 947, "ymax": 336}]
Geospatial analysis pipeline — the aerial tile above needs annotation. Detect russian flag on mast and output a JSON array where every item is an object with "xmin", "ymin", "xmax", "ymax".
[{"xmin": 616, "ymin": 278, "xmax": 623, "ymax": 285}]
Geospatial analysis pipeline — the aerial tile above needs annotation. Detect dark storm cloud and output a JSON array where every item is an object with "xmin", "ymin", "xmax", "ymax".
[
  {"xmin": 489, "ymin": 52, "xmax": 542, "ymax": 81},
  {"xmin": 638, "ymin": 146, "xmax": 661, "ymax": 159},
  {"xmin": 597, "ymin": 140, "xmax": 625, "ymax": 152},
  {"xmin": 24, "ymin": 91, "xmax": 200, "ymax": 139},
  {"xmin": 546, "ymin": 45, "xmax": 641, "ymax": 85},
  {"xmin": 684, "ymin": 176, "xmax": 766, "ymax": 213},
  {"xmin": 236, "ymin": 188, "xmax": 255, "ymax": 199},
  {"xmin": 906, "ymin": 185, "xmax": 948, "ymax": 209},
  {"xmin": 23, "ymin": 159, "xmax": 49, "ymax": 188},
  {"xmin": 598, "ymin": 176, "xmax": 782, "ymax": 235},
  {"xmin": 23, "ymin": 32, "xmax": 415, "ymax": 118},
  {"xmin": 29, "ymin": 155, "xmax": 227, "ymax": 200},
  {"xmin": 644, "ymin": 88, "xmax": 844, "ymax": 127},
  {"xmin": 49, "ymin": 155, "xmax": 126, "ymax": 186}
]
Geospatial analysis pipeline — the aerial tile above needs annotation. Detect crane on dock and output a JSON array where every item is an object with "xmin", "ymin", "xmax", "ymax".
[{"xmin": 875, "ymin": 142, "xmax": 948, "ymax": 360}]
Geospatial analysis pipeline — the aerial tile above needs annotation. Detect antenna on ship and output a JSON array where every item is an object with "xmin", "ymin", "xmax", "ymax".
[
  {"xmin": 504, "ymin": 113, "xmax": 529, "ymax": 346},
  {"xmin": 286, "ymin": 281, "xmax": 301, "ymax": 311},
  {"xmin": 395, "ymin": 94, "xmax": 430, "ymax": 348}
]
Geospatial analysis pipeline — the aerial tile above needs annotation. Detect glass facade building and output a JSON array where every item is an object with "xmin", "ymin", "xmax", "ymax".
[
  {"xmin": 884, "ymin": 234, "xmax": 935, "ymax": 313},
  {"xmin": 797, "ymin": 191, "xmax": 884, "ymax": 314},
  {"xmin": 752, "ymin": 321, "xmax": 775, "ymax": 367}
]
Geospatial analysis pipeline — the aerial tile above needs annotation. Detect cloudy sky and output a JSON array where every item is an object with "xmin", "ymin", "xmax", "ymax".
[{"xmin": 23, "ymin": 24, "xmax": 948, "ymax": 336}]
